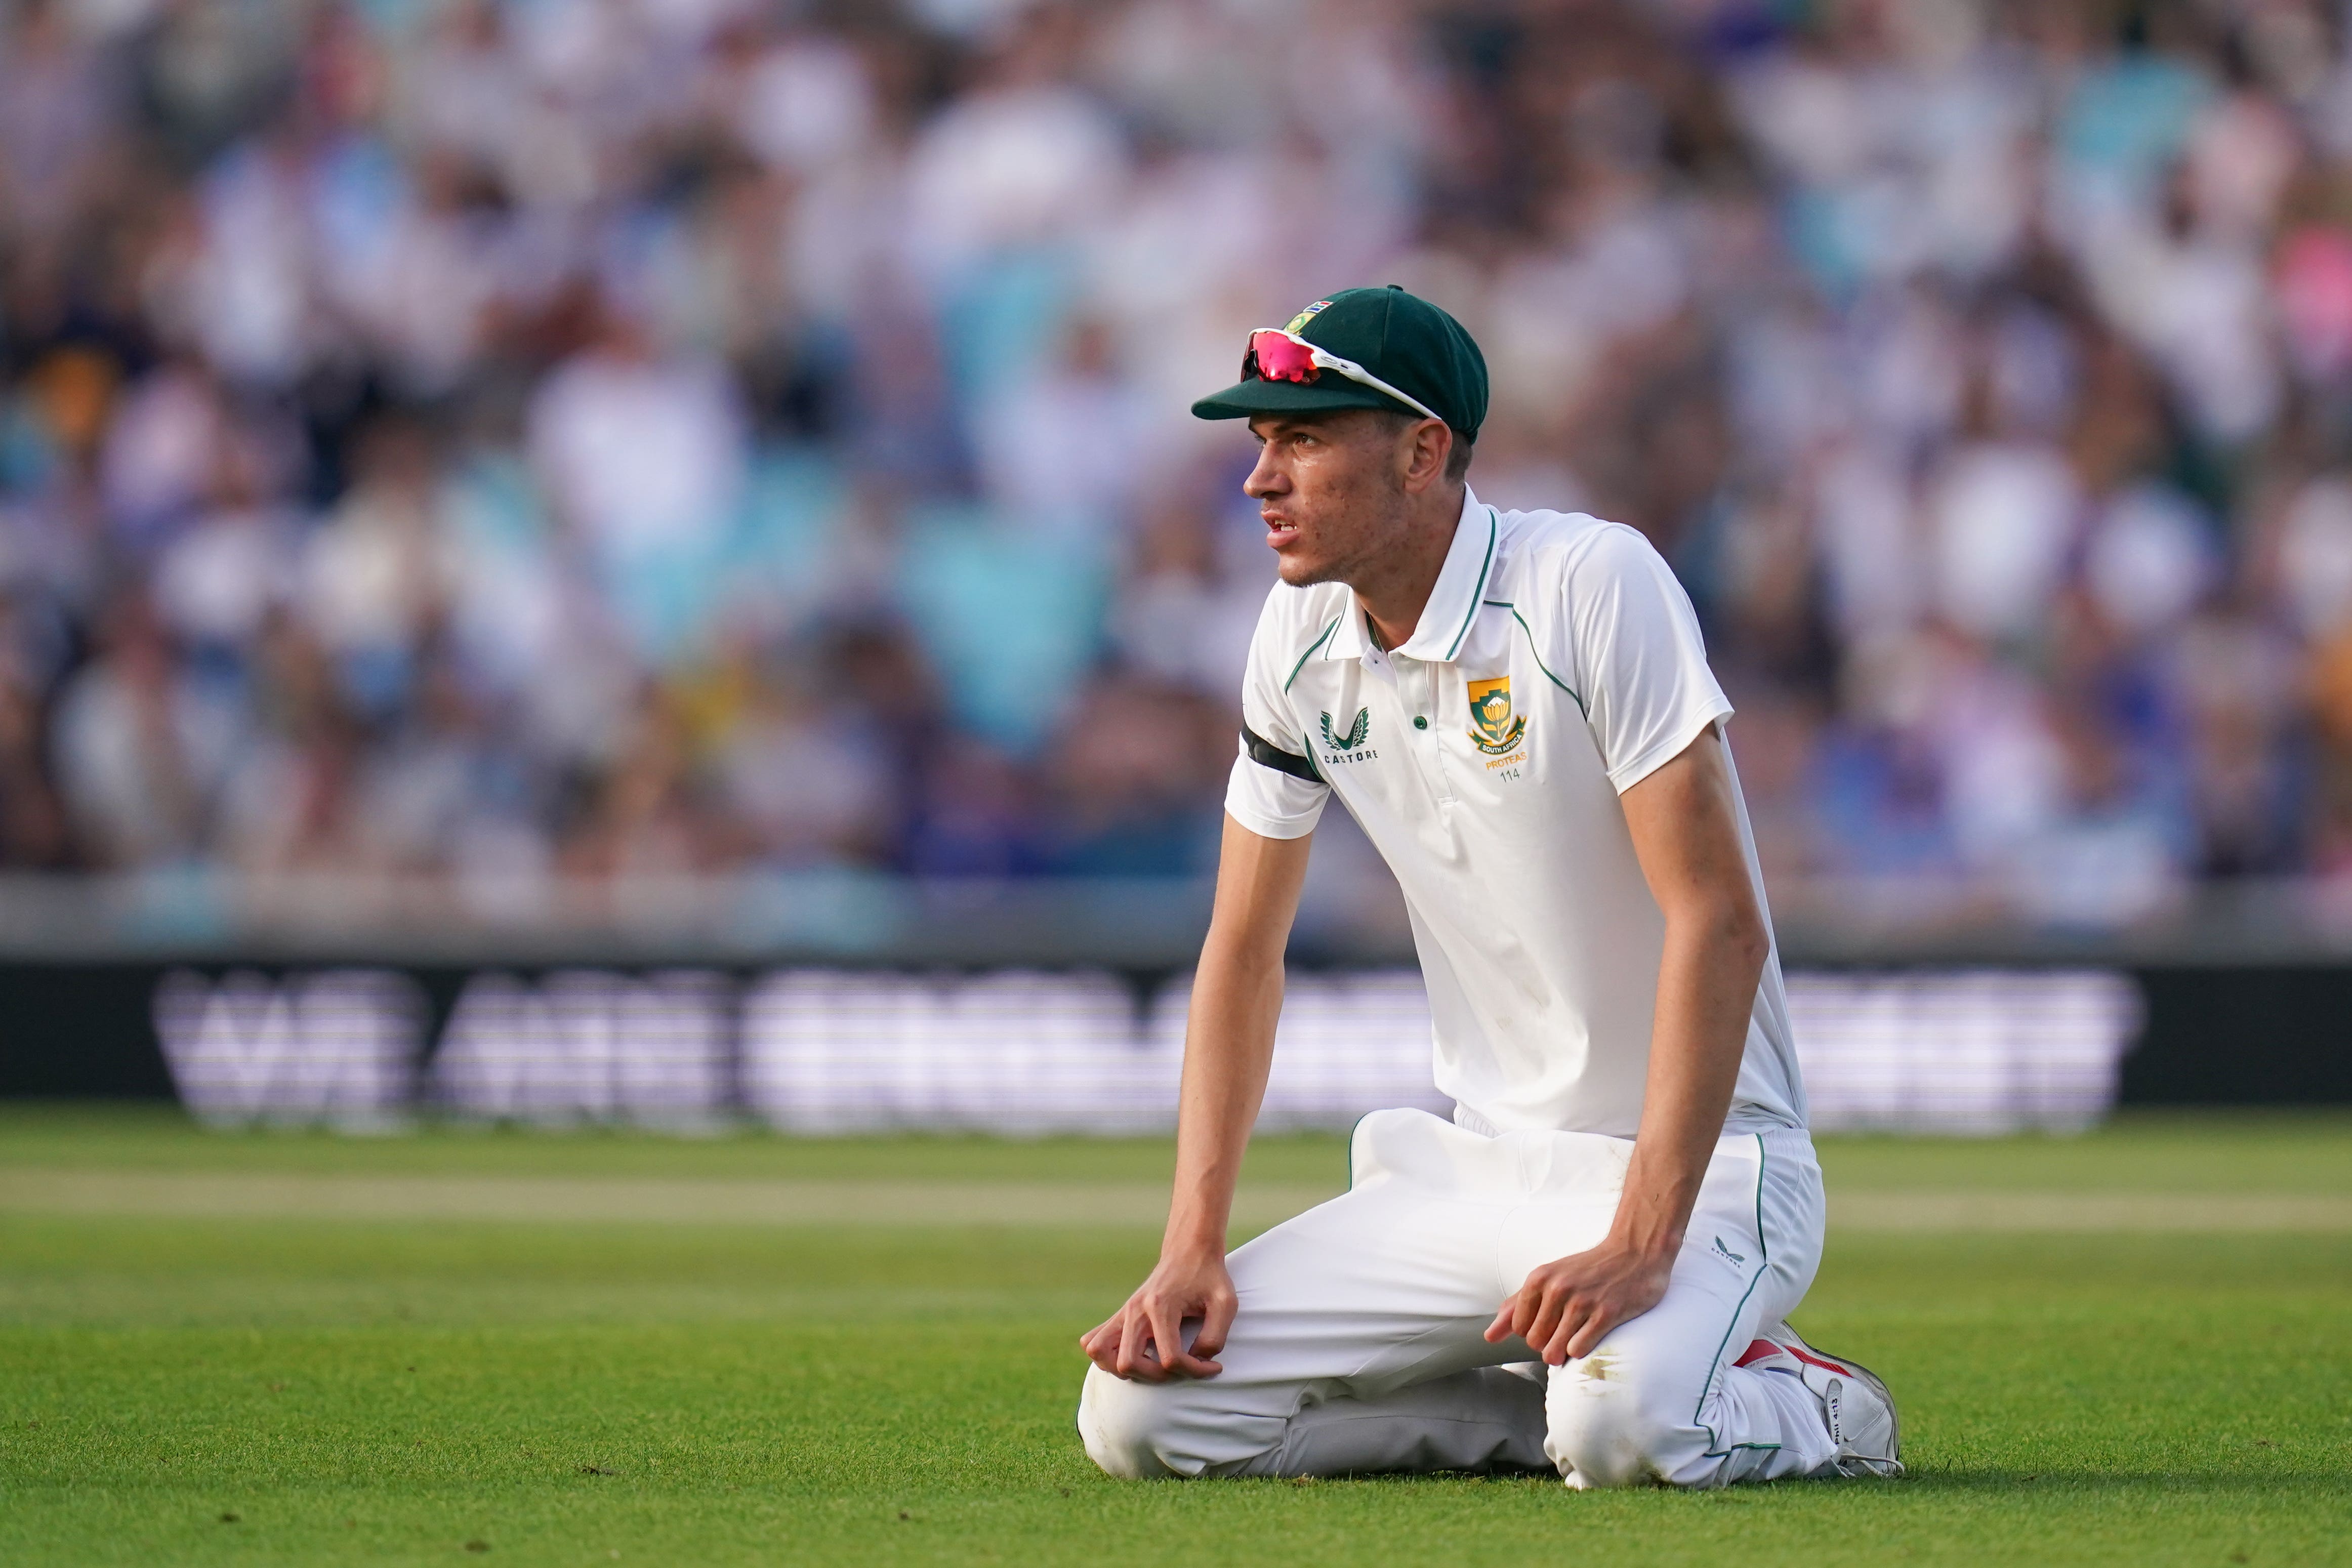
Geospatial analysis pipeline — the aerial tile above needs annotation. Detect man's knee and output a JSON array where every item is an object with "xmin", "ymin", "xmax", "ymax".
[
  {"xmin": 1078, "ymin": 1365, "xmax": 1185, "ymax": 1479},
  {"xmin": 1543, "ymin": 1352, "xmax": 1698, "ymax": 1489}
]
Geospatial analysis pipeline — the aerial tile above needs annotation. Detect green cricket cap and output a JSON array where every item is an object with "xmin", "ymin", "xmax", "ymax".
[{"xmin": 1190, "ymin": 285, "xmax": 1489, "ymax": 443}]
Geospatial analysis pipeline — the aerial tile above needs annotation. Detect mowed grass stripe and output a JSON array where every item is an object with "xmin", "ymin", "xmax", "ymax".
[
  {"xmin": 1834, "ymin": 1191, "xmax": 2352, "ymax": 1231},
  {"xmin": 0, "ymin": 1169, "xmax": 1325, "ymax": 1229},
  {"xmin": 5, "ymin": 1167, "xmax": 2348, "ymax": 1231}
]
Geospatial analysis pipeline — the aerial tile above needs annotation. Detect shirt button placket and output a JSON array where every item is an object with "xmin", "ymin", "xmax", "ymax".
[{"xmin": 1401, "ymin": 658, "xmax": 1455, "ymax": 808}]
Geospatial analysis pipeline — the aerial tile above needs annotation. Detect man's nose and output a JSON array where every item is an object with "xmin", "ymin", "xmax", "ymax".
[{"xmin": 1244, "ymin": 454, "xmax": 1286, "ymax": 499}]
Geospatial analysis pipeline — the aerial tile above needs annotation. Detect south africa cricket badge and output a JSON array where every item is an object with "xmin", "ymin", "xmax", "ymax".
[{"xmin": 1466, "ymin": 676, "xmax": 1526, "ymax": 755}]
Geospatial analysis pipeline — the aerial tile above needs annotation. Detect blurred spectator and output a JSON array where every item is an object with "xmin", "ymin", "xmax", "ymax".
[
  {"xmin": 1042, "ymin": 671, "xmax": 1224, "ymax": 875},
  {"xmin": 4, "ymin": 0, "xmax": 2352, "ymax": 927},
  {"xmin": 52, "ymin": 595, "xmax": 240, "ymax": 866}
]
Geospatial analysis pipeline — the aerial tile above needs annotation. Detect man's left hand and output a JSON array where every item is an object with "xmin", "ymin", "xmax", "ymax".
[{"xmin": 1482, "ymin": 1239, "xmax": 1676, "ymax": 1365}]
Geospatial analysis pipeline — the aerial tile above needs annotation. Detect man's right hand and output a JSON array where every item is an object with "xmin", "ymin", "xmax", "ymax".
[{"xmin": 1078, "ymin": 1249, "xmax": 1237, "ymax": 1382}]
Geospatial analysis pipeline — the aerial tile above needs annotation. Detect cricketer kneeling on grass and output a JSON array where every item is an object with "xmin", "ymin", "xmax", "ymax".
[{"xmin": 1076, "ymin": 286, "xmax": 1903, "ymax": 1488}]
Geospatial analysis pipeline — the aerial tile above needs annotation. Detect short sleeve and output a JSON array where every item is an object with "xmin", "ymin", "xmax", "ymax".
[
  {"xmin": 1223, "ymin": 587, "xmax": 1332, "ymax": 840},
  {"xmin": 1563, "ymin": 525, "xmax": 1734, "ymax": 794}
]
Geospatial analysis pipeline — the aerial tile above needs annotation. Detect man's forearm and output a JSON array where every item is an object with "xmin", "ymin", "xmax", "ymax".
[
  {"xmin": 1162, "ymin": 931, "xmax": 1285, "ymax": 1256},
  {"xmin": 1161, "ymin": 816, "xmax": 1312, "ymax": 1259},
  {"xmin": 1612, "ymin": 902, "xmax": 1768, "ymax": 1259}
]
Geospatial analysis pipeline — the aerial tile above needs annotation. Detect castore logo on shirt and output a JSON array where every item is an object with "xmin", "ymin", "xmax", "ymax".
[{"xmin": 1319, "ymin": 708, "xmax": 1375, "ymax": 763}]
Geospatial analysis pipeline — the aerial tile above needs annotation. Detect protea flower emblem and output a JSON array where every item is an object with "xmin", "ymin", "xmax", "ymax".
[{"xmin": 1467, "ymin": 677, "xmax": 1525, "ymax": 755}]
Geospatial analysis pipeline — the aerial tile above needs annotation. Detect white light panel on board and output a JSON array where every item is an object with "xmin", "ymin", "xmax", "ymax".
[{"xmin": 150, "ymin": 967, "xmax": 2144, "ymax": 1136}]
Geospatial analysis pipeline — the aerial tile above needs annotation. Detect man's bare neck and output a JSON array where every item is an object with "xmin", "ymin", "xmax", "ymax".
[{"xmin": 1352, "ymin": 484, "xmax": 1466, "ymax": 652}]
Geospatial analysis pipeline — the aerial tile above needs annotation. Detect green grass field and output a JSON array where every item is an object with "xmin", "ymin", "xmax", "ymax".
[{"xmin": 3, "ymin": 1107, "xmax": 2347, "ymax": 1566}]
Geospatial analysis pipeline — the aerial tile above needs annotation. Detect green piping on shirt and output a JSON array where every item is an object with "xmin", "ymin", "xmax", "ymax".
[
  {"xmin": 1484, "ymin": 599, "xmax": 1588, "ymax": 717},
  {"xmin": 1284, "ymin": 615, "xmax": 1342, "ymax": 692}
]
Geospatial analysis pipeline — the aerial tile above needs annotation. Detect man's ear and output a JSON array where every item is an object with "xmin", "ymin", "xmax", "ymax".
[{"xmin": 1399, "ymin": 417, "xmax": 1450, "ymax": 494}]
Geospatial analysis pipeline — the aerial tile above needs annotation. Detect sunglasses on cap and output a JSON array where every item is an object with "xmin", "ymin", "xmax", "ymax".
[{"xmin": 1242, "ymin": 328, "xmax": 1444, "ymax": 425}]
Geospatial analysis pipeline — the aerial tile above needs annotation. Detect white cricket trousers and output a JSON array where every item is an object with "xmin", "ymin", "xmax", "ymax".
[{"xmin": 1079, "ymin": 1108, "xmax": 1836, "ymax": 1488}]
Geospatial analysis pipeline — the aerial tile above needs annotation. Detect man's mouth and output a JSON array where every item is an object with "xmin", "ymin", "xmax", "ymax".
[{"xmin": 1263, "ymin": 515, "xmax": 1299, "ymax": 548}]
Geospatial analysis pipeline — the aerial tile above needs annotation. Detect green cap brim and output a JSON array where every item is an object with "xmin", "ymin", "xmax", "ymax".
[{"xmin": 1189, "ymin": 376, "xmax": 1420, "ymax": 422}]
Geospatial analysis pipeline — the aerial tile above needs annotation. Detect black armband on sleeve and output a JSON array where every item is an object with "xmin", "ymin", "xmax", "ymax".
[{"xmin": 1241, "ymin": 723, "xmax": 1321, "ymax": 783}]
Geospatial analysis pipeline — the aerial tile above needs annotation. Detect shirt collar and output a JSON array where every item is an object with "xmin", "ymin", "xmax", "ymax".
[{"xmin": 1326, "ymin": 486, "xmax": 1497, "ymax": 666}]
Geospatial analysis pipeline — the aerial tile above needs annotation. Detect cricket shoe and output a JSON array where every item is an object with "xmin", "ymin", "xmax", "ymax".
[{"xmin": 1734, "ymin": 1322, "xmax": 1904, "ymax": 1478}]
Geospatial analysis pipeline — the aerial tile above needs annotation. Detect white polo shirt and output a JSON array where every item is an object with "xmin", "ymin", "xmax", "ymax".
[{"xmin": 1224, "ymin": 486, "xmax": 1807, "ymax": 1139}]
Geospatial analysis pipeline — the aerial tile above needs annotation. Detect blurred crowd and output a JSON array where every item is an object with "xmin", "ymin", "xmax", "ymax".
[{"xmin": 8, "ymin": 0, "xmax": 2352, "ymax": 922}]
